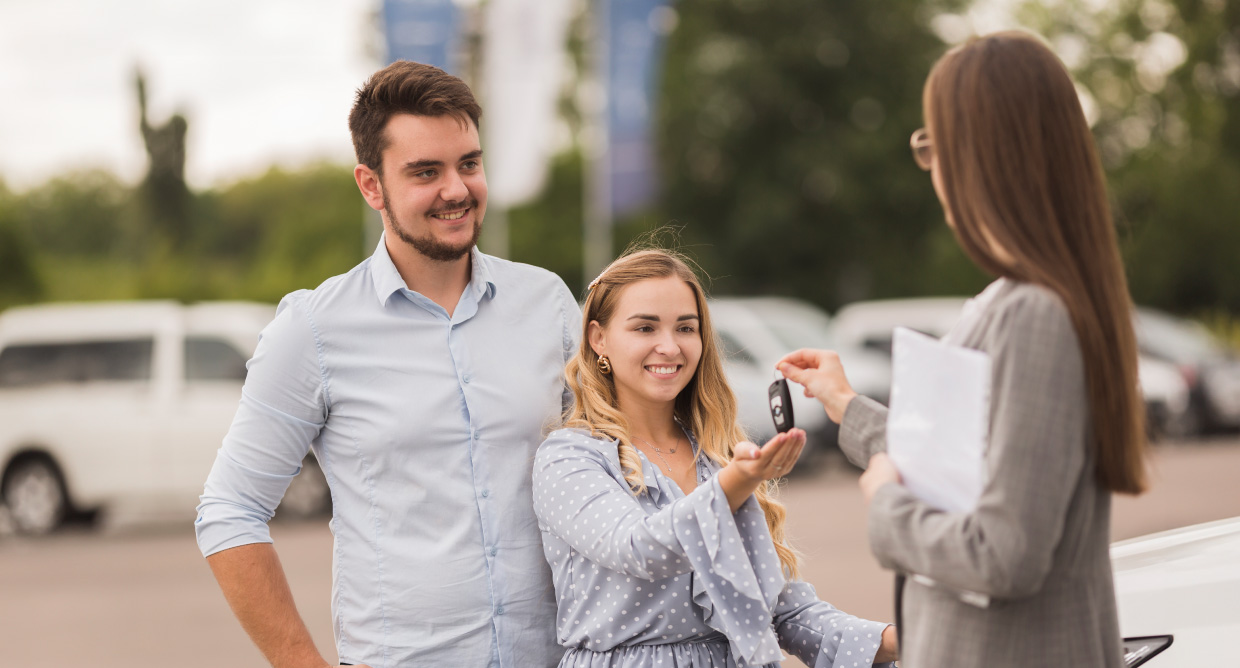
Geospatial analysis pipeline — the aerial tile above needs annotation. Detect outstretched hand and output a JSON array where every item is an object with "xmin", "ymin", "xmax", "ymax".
[
  {"xmin": 731, "ymin": 429, "xmax": 807, "ymax": 482},
  {"xmin": 776, "ymin": 349, "xmax": 857, "ymax": 423},
  {"xmin": 719, "ymin": 429, "xmax": 807, "ymax": 512}
]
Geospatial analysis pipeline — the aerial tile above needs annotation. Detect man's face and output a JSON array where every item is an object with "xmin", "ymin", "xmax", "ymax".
[{"xmin": 376, "ymin": 113, "xmax": 487, "ymax": 262}]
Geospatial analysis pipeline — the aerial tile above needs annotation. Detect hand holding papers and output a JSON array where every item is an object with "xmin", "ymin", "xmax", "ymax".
[{"xmin": 887, "ymin": 327, "xmax": 990, "ymax": 514}]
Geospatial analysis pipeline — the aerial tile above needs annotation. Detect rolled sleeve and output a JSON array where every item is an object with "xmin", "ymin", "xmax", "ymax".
[{"xmin": 194, "ymin": 292, "xmax": 327, "ymax": 557}]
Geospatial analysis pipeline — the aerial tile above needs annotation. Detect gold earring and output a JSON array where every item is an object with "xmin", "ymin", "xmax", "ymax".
[{"xmin": 597, "ymin": 356, "xmax": 612, "ymax": 375}]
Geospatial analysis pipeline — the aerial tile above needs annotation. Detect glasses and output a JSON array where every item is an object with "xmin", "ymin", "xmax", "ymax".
[{"xmin": 910, "ymin": 128, "xmax": 933, "ymax": 171}]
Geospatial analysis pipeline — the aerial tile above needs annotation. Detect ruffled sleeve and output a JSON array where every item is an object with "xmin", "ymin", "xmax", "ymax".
[
  {"xmin": 532, "ymin": 429, "xmax": 786, "ymax": 667},
  {"xmin": 772, "ymin": 580, "xmax": 894, "ymax": 668}
]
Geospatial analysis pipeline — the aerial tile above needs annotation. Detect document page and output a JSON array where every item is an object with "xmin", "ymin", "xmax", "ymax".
[{"xmin": 886, "ymin": 326, "xmax": 990, "ymax": 514}]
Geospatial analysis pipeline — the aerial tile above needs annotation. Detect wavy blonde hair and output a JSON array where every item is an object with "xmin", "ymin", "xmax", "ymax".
[{"xmin": 563, "ymin": 248, "xmax": 799, "ymax": 578}]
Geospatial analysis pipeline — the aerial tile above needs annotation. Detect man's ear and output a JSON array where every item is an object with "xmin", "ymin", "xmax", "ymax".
[
  {"xmin": 587, "ymin": 321, "xmax": 605, "ymax": 357},
  {"xmin": 354, "ymin": 164, "xmax": 386, "ymax": 212}
]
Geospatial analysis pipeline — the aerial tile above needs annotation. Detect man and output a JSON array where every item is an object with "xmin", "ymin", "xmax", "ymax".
[{"xmin": 195, "ymin": 61, "xmax": 578, "ymax": 668}]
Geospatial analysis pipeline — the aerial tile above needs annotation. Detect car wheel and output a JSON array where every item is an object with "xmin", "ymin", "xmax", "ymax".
[
  {"xmin": 3, "ymin": 457, "xmax": 68, "ymax": 535},
  {"xmin": 279, "ymin": 457, "xmax": 330, "ymax": 520}
]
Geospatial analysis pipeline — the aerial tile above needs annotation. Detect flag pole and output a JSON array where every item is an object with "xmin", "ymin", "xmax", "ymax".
[{"xmin": 583, "ymin": 0, "xmax": 613, "ymax": 286}]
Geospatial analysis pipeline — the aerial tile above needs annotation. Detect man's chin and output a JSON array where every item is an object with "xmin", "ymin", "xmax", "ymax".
[{"xmin": 403, "ymin": 227, "xmax": 481, "ymax": 262}]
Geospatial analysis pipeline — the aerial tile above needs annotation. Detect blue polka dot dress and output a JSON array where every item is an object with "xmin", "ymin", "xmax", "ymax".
[{"xmin": 533, "ymin": 428, "xmax": 894, "ymax": 668}]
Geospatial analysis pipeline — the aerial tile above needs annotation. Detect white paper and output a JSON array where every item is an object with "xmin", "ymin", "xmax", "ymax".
[{"xmin": 886, "ymin": 327, "xmax": 990, "ymax": 514}]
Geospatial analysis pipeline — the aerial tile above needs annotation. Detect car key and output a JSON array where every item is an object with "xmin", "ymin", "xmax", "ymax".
[{"xmin": 768, "ymin": 377, "xmax": 795, "ymax": 433}]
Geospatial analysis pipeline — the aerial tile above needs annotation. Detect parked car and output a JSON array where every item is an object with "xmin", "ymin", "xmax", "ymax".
[
  {"xmin": 709, "ymin": 297, "xmax": 890, "ymax": 462},
  {"xmin": 1111, "ymin": 515, "xmax": 1240, "ymax": 665},
  {"xmin": 829, "ymin": 297, "xmax": 1195, "ymax": 439},
  {"xmin": 830, "ymin": 297, "xmax": 969, "ymax": 356},
  {"xmin": 1135, "ymin": 307, "xmax": 1240, "ymax": 436},
  {"xmin": 0, "ymin": 301, "xmax": 329, "ymax": 534}
]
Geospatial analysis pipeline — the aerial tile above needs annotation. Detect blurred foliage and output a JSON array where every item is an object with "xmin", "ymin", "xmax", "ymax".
[
  {"xmin": 2, "ymin": 0, "xmax": 1238, "ymax": 320},
  {"xmin": 0, "ymin": 164, "xmax": 365, "ymax": 310},
  {"xmin": 645, "ymin": 0, "xmax": 982, "ymax": 309},
  {"xmin": 1008, "ymin": 0, "xmax": 1240, "ymax": 313}
]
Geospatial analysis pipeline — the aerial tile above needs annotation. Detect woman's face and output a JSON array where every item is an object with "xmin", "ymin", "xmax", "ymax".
[{"xmin": 589, "ymin": 276, "xmax": 703, "ymax": 412}]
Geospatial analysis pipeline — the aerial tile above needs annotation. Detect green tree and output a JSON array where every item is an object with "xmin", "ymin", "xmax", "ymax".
[
  {"xmin": 1010, "ymin": 0, "xmax": 1240, "ymax": 313},
  {"xmin": 650, "ymin": 0, "xmax": 979, "ymax": 308}
]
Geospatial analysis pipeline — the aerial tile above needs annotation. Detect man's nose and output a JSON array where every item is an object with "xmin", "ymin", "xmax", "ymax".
[{"xmin": 440, "ymin": 169, "xmax": 469, "ymax": 204}]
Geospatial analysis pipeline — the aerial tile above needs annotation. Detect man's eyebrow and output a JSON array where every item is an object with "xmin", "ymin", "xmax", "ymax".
[
  {"xmin": 402, "ymin": 159, "xmax": 443, "ymax": 172},
  {"xmin": 401, "ymin": 150, "xmax": 482, "ymax": 173}
]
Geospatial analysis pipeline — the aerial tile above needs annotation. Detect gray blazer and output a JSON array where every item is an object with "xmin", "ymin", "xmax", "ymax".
[{"xmin": 839, "ymin": 280, "xmax": 1124, "ymax": 668}]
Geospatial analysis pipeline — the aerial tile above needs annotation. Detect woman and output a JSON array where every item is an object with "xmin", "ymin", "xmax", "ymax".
[
  {"xmin": 533, "ymin": 249, "xmax": 898, "ymax": 667},
  {"xmin": 779, "ymin": 32, "xmax": 1147, "ymax": 667}
]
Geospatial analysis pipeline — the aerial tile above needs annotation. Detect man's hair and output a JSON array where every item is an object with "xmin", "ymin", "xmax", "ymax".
[{"xmin": 348, "ymin": 61, "xmax": 483, "ymax": 174}]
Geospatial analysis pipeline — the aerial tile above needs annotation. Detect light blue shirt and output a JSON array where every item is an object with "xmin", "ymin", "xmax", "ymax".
[{"xmin": 195, "ymin": 236, "xmax": 580, "ymax": 668}]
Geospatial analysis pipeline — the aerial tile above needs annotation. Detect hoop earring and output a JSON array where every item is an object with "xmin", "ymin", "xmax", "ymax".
[{"xmin": 597, "ymin": 356, "xmax": 612, "ymax": 375}]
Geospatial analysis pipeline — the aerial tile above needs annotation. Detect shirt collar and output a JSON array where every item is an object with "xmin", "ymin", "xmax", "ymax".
[{"xmin": 369, "ymin": 233, "xmax": 498, "ymax": 307}]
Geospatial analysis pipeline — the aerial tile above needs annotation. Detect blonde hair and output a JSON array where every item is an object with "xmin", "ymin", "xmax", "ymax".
[
  {"xmin": 564, "ymin": 248, "xmax": 800, "ymax": 578},
  {"xmin": 925, "ymin": 32, "xmax": 1147, "ymax": 493}
]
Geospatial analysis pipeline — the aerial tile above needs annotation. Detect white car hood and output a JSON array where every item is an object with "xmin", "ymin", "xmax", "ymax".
[{"xmin": 1111, "ymin": 516, "xmax": 1240, "ymax": 662}]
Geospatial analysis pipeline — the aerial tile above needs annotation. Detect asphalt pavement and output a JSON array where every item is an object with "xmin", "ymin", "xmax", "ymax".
[{"xmin": 2, "ymin": 436, "xmax": 1238, "ymax": 668}]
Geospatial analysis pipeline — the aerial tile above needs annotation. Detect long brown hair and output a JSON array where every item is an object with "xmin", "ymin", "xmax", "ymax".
[
  {"xmin": 564, "ymin": 249, "xmax": 800, "ymax": 577},
  {"xmin": 924, "ymin": 31, "xmax": 1147, "ymax": 494}
]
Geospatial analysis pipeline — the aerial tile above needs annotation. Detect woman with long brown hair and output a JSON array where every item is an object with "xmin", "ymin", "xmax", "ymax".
[
  {"xmin": 779, "ymin": 31, "xmax": 1146, "ymax": 667},
  {"xmin": 533, "ymin": 248, "xmax": 898, "ymax": 667}
]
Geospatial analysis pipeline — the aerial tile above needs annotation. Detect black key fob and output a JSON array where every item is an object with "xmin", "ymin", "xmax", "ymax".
[{"xmin": 768, "ymin": 378, "xmax": 795, "ymax": 433}]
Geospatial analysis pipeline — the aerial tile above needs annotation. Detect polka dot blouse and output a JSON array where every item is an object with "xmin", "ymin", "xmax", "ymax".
[{"xmin": 532, "ymin": 428, "xmax": 894, "ymax": 668}]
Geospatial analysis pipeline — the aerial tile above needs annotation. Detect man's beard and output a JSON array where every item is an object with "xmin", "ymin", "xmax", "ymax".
[{"xmin": 383, "ymin": 189, "xmax": 482, "ymax": 263}]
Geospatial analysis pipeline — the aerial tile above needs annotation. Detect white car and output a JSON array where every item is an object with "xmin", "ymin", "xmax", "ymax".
[
  {"xmin": 0, "ymin": 301, "xmax": 331, "ymax": 534},
  {"xmin": 1112, "ymin": 516, "xmax": 1240, "ymax": 664},
  {"xmin": 709, "ymin": 297, "xmax": 891, "ymax": 460}
]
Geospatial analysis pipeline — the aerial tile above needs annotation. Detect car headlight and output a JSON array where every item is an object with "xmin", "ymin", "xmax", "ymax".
[{"xmin": 1123, "ymin": 635, "xmax": 1173, "ymax": 666}]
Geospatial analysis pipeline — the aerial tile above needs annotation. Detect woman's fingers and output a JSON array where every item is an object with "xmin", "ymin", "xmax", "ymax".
[
  {"xmin": 774, "ymin": 430, "xmax": 806, "ymax": 475},
  {"xmin": 777, "ymin": 348, "xmax": 823, "ymax": 371}
]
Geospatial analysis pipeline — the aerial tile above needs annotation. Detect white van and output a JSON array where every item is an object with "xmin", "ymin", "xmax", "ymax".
[{"xmin": 0, "ymin": 301, "xmax": 281, "ymax": 534}]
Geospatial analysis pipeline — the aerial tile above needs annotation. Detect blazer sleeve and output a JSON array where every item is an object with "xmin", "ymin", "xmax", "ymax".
[
  {"xmin": 838, "ymin": 395, "xmax": 890, "ymax": 468},
  {"xmin": 865, "ymin": 286, "xmax": 1090, "ymax": 600}
]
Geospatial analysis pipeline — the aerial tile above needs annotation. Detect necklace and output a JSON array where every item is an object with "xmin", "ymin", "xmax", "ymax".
[{"xmin": 636, "ymin": 434, "xmax": 681, "ymax": 473}]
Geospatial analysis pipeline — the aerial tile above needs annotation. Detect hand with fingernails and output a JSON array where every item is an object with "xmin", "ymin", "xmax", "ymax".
[
  {"xmin": 776, "ymin": 349, "xmax": 857, "ymax": 423},
  {"xmin": 717, "ymin": 428, "xmax": 807, "ymax": 512}
]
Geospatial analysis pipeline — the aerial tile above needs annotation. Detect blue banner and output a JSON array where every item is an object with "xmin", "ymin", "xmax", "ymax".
[
  {"xmin": 384, "ymin": 0, "xmax": 462, "ymax": 72},
  {"xmin": 605, "ymin": 0, "xmax": 671, "ymax": 217}
]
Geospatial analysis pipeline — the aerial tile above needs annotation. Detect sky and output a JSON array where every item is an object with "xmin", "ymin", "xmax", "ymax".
[{"xmin": 0, "ymin": 0, "xmax": 379, "ymax": 192}]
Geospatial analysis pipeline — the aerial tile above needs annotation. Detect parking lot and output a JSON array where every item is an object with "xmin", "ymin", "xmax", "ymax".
[{"xmin": 2, "ymin": 436, "xmax": 1239, "ymax": 668}]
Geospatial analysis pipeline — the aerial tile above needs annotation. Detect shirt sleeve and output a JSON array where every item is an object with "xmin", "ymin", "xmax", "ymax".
[
  {"xmin": 194, "ymin": 291, "xmax": 328, "ymax": 557},
  {"xmin": 557, "ymin": 280, "xmax": 582, "ymax": 413},
  {"xmin": 865, "ymin": 287, "xmax": 1090, "ymax": 600},
  {"xmin": 772, "ymin": 581, "xmax": 894, "ymax": 668}
]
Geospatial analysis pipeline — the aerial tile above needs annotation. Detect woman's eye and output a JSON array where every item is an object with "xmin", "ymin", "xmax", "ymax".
[{"xmin": 636, "ymin": 325, "xmax": 654, "ymax": 333}]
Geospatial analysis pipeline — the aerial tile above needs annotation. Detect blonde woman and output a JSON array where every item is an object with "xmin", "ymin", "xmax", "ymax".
[
  {"xmin": 532, "ymin": 250, "xmax": 898, "ymax": 668},
  {"xmin": 780, "ymin": 32, "xmax": 1148, "ymax": 667}
]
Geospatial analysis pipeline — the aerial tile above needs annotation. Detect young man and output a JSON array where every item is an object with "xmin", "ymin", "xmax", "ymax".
[{"xmin": 195, "ymin": 61, "xmax": 578, "ymax": 668}]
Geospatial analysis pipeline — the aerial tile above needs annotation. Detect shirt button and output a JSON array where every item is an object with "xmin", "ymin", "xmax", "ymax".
[
  {"xmin": 480, "ymin": 489, "xmax": 489, "ymax": 498},
  {"xmin": 463, "ymin": 373, "xmax": 472, "ymax": 384},
  {"xmin": 496, "ymin": 606, "xmax": 505, "ymax": 615},
  {"xmin": 490, "ymin": 547, "xmax": 498, "ymax": 556}
]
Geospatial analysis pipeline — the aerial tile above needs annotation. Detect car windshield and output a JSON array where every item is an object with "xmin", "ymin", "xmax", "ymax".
[
  {"xmin": 743, "ymin": 301, "xmax": 837, "ymax": 351},
  {"xmin": 1136, "ymin": 310, "xmax": 1226, "ymax": 365}
]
